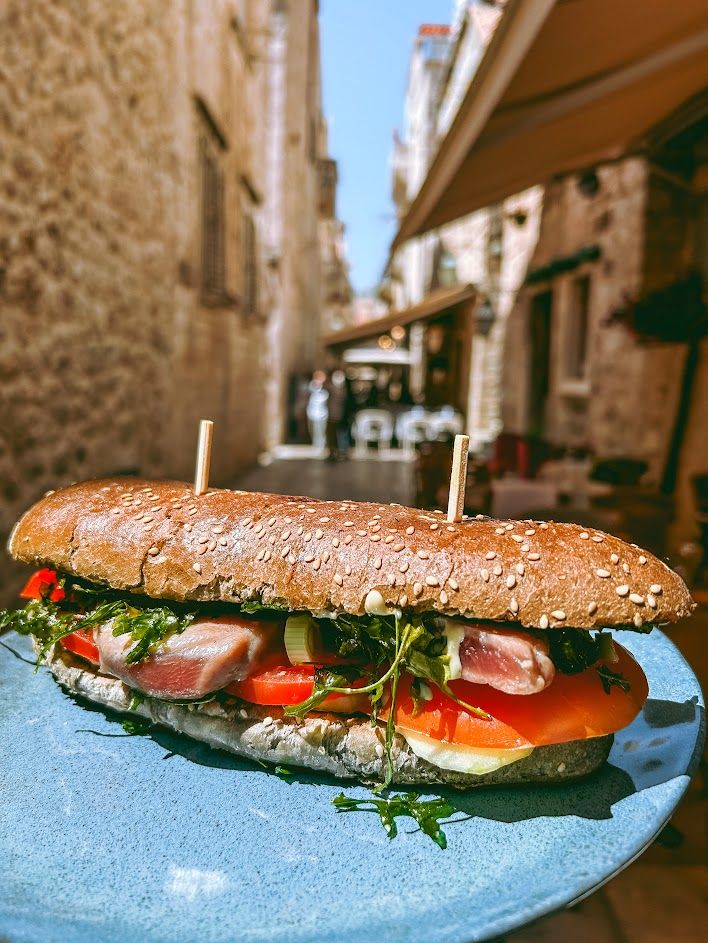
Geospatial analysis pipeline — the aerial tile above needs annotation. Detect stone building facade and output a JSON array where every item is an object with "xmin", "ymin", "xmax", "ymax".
[{"xmin": 0, "ymin": 0, "xmax": 335, "ymax": 597}]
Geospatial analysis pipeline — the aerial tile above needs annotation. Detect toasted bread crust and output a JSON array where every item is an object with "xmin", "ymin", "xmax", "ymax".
[{"xmin": 9, "ymin": 478, "xmax": 694, "ymax": 629}]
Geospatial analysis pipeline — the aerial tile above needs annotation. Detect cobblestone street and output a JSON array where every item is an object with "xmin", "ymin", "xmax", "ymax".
[{"xmin": 232, "ymin": 458, "xmax": 415, "ymax": 506}]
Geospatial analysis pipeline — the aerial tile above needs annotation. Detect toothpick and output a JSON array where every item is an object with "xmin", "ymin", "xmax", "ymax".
[
  {"xmin": 194, "ymin": 419, "xmax": 214, "ymax": 496},
  {"xmin": 446, "ymin": 434, "xmax": 469, "ymax": 523}
]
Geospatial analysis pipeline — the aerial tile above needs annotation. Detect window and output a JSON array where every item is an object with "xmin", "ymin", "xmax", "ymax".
[
  {"xmin": 242, "ymin": 211, "xmax": 257, "ymax": 317},
  {"xmin": 565, "ymin": 275, "xmax": 591, "ymax": 380},
  {"xmin": 200, "ymin": 136, "xmax": 226, "ymax": 305}
]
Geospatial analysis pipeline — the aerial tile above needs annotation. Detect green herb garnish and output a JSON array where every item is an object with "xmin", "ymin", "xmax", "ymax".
[
  {"xmin": 120, "ymin": 717, "xmax": 153, "ymax": 736},
  {"xmin": 332, "ymin": 792, "xmax": 455, "ymax": 848},
  {"xmin": 596, "ymin": 665, "xmax": 631, "ymax": 694}
]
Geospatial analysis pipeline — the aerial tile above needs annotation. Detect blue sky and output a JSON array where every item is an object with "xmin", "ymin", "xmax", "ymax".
[{"xmin": 320, "ymin": 1, "xmax": 451, "ymax": 295}]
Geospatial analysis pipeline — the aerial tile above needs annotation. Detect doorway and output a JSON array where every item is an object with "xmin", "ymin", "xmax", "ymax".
[{"xmin": 528, "ymin": 289, "xmax": 553, "ymax": 437}]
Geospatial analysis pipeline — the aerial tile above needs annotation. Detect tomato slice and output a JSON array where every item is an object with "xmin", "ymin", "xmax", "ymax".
[
  {"xmin": 60, "ymin": 629, "xmax": 100, "ymax": 665},
  {"xmin": 20, "ymin": 569, "xmax": 65, "ymax": 602},
  {"xmin": 384, "ymin": 643, "xmax": 648, "ymax": 750},
  {"xmin": 227, "ymin": 664, "xmax": 369, "ymax": 712}
]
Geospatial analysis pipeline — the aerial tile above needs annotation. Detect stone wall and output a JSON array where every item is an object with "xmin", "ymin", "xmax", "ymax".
[{"xmin": 0, "ymin": 0, "xmax": 325, "ymax": 600}]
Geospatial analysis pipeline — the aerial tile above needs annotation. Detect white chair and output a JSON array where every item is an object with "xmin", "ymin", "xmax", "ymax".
[
  {"xmin": 396, "ymin": 408, "xmax": 431, "ymax": 456},
  {"xmin": 352, "ymin": 410, "xmax": 394, "ymax": 457},
  {"xmin": 427, "ymin": 406, "xmax": 464, "ymax": 441}
]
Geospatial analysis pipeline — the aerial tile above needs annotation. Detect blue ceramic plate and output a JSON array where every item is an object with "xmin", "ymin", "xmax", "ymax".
[{"xmin": 0, "ymin": 629, "xmax": 704, "ymax": 943}]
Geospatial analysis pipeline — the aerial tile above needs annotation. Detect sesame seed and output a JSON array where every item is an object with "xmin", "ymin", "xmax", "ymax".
[
  {"xmin": 370, "ymin": 534, "xmax": 381, "ymax": 542},
  {"xmin": 505, "ymin": 523, "xmax": 514, "ymax": 531},
  {"xmin": 485, "ymin": 551, "xmax": 497, "ymax": 560},
  {"xmin": 399, "ymin": 593, "xmax": 409, "ymax": 607},
  {"xmin": 493, "ymin": 564, "xmax": 503, "ymax": 576},
  {"xmin": 197, "ymin": 544, "xmax": 208, "ymax": 555},
  {"xmin": 399, "ymin": 561, "xmax": 409, "ymax": 573},
  {"xmin": 344, "ymin": 521, "xmax": 354, "ymax": 527},
  {"xmin": 551, "ymin": 610, "xmax": 566, "ymax": 621},
  {"xmin": 639, "ymin": 555, "xmax": 647, "ymax": 565},
  {"xmin": 592, "ymin": 535, "xmax": 604, "ymax": 543},
  {"xmin": 647, "ymin": 593, "xmax": 657, "ymax": 608},
  {"xmin": 207, "ymin": 540, "xmax": 216, "ymax": 551},
  {"xmin": 406, "ymin": 526, "xmax": 415, "ymax": 535},
  {"xmin": 315, "ymin": 529, "xmax": 323, "ymax": 539},
  {"xmin": 629, "ymin": 593, "xmax": 644, "ymax": 605},
  {"xmin": 539, "ymin": 614, "xmax": 549, "ymax": 629},
  {"xmin": 281, "ymin": 545, "xmax": 290, "ymax": 558},
  {"xmin": 184, "ymin": 523, "xmax": 193, "ymax": 532},
  {"xmin": 425, "ymin": 576, "xmax": 439, "ymax": 586},
  {"xmin": 287, "ymin": 553, "xmax": 296, "ymax": 565},
  {"xmin": 304, "ymin": 508, "xmax": 315, "ymax": 515},
  {"xmin": 580, "ymin": 532, "xmax": 589, "ymax": 540},
  {"xmin": 430, "ymin": 523, "xmax": 438, "ymax": 531},
  {"xmin": 448, "ymin": 578, "xmax": 459, "ymax": 591},
  {"xmin": 596, "ymin": 569, "xmax": 610, "ymax": 578},
  {"xmin": 384, "ymin": 535, "xmax": 394, "ymax": 544},
  {"xmin": 386, "ymin": 573, "xmax": 395, "ymax": 585},
  {"xmin": 393, "ymin": 543, "xmax": 405, "ymax": 552},
  {"xmin": 511, "ymin": 534, "xmax": 524, "ymax": 543},
  {"xmin": 320, "ymin": 517, "xmax": 330, "ymax": 523},
  {"xmin": 356, "ymin": 530, "xmax": 367, "ymax": 537},
  {"xmin": 610, "ymin": 553, "xmax": 619, "ymax": 564},
  {"xmin": 506, "ymin": 574, "xmax": 516, "ymax": 589},
  {"xmin": 440, "ymin": 590, "xmax": 449, "ymax": 605},
  {"xmin": 371, "ymin": 524, "xmax": 381, "ymax": 533},
  {"xmin": 528, "ymin": 552, "xmax": 540, "ymax": 561},
  {"xmin": 650, "ymin": 584, "xmax": 662, "ymax": 595},
  {"xmin": 413, "ymin": 582, "xmax": 423, "ymax": 597},
  {"xmin": 188, "ymin": 508, "xmax": 197, "ymax": 516},
  {"xmin": 284, "ymin": 517, "xmax": 292, "ymax": 524},
  {"xmin": 198, "ymin": 535, "xmax": 209, "ymax": 544},
  {"xmin": 334, "ymin": 573, "xmax": 343, "ymax": 586},
  {"xmin": 615, "ymin": 585, "xmax": 629, "ymax": 597},
  {"xmin": 148, "ymin": 546, "xmax": 159, "ymax": 556},
  {"xmin": 332, "ymin": 537, "xmax": 340, "ymax": 548},
  {"xmin": 495, "ymin": 527, "xmax": 505, "ymax": 535},
  {"xmin": 509, "ymin": 597, "xmax": 519, "ymax": 614},
  {"xmin": 111, "ymin": 508, "xmax": 121, "ymax": 515},
  {"xmin": 135, "ymin": 513, "xmax": 144, "ymax": 521},
  {"xmin": 516, "ymin": 563, "xmax": 525, "ymax": 576},
  {"xmin": 539, "ymin": 522, "xmax": 549, "ymax": 530},
  {"xmin": 345, "ymin": 565, "xmax": 352, "ymax": 576},
  {"xmin": 302, "ymin": 531, "xmax": 312, "ymax": 542},
  {"xmin": 322, "ymin": 551, "xmax": 331, "ymax": 563},
  {"xmin": 344, "ymin": 535, "xmax": 353, "ymax": 545},
  {"xmin": 480, "ymin": 568, "xmax": 490, "ymax": 582},
  {"xmin": 520, "ymin": 543, "xmax": 530, "ymax": 553},
  {"xmin": 588, "ymin": 601, "xmax": 598, "ymax": 615},
  {"xmin": 373, "ymin": 557, "xmax": 382, "ymax": 569},
  {"xmin": 622, "ymin": 563, "xmax": 630, "ymax": 574},
  {"xmin": 417, "ymin": 550, "xmax": 430, "ymax": 560},
  {"xmin": 192, "ymin": 562, "xmax": 202, "ymax": 573},
  {"xmin": 262, "ymin": 716, "xmax": 273, "ymax": 727},
  {"xmin": 281, "ymin": 529, "xmax": 291, "ymax": 540},
  {"xmin": 312, "ymin": 558, "xmax": 321, "ymax": 571},
  {"xmin": 211, "ymin": 525, "xmax": 224, "ymax": 534},
  {"xmin": 525, "ymin": 529, "xmax": 535, "ymax": 536},
  {"xmin": 447, "ymin": 526, "xmax": 456, "ymax": 533},
  {"xmin": 304, "ymin": 553, "xmax": 315, "ymax": 563}
]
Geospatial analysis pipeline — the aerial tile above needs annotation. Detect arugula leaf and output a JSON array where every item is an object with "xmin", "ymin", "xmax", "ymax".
[
  {"xmin": 120, "ymin": 717, "xmax": 153, "ymax": 736},
  {"xmin": 239, "ymin": 599, "xmax": 289, "ymax": 614},
  {"xmin": 596, "ymin": 665, "xmax": 631, "ymax": 694},
  {"xmin": 332, "ymin": 792, "xmax": 455, "ymax": 848}
]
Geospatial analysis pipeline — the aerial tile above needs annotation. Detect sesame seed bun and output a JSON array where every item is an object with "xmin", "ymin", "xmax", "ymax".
[{"xmin": 8, "ymin": 478, "xmax": 694, "ymax": 630}]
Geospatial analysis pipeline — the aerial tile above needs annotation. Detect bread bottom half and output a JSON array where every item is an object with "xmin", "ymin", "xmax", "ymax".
[{"xmin": 43, "ymin": 643, "xmax": 613, "ymax": 788}]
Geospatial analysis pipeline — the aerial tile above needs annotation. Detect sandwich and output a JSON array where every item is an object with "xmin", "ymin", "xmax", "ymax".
[{"xmin": 2, "ymin": 478, "xmax": 694, "ymax": 788}]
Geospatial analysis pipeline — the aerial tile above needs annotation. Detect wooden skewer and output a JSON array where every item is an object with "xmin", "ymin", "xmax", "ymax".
[
  {"xmin": 446, "ymin": 434, "xmax": 469, "ymax": 523},
  {"xmin": 194, "ymin": 419, "xmax": 214, "ymax": 496}
]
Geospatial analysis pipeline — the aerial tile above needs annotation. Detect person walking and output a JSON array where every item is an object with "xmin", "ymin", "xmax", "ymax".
[{"xmin": 306, "ymin": 370, "xmax": 329, "ymax": 452}]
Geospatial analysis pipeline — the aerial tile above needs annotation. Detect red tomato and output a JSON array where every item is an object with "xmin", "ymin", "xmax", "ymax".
[
  {"xmin": 227, "ymin": 664, "xmax": 369, "ymax": 712},
  {"xmin": 20, "ymin": 569, "xmax": 65, "ymax": 603},
  {"xmin": 382, "ymin": 643, "xmax": 648, "ymax": 750},
  {"xmin": 60, "ymin": 629, "xmax": 100, "ymax": 665}
]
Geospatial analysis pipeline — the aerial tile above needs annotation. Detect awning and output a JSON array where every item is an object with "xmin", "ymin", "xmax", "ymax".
[
  {"xmin": 393, "ymin": 0, "xmax": 708, "ymax": 248},
  {"xmin": 321, "ymin": 283, "xmax": 476, "ymax": 347}
]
